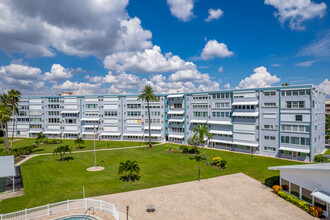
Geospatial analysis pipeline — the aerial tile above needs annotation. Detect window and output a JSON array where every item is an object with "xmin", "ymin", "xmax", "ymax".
[
  {"xmin": 286, "ymin": 101, "xmax": 305, "ymax": 109},
  {"xmin": 193, "ymin": 112, "xmax": 208, "ymax": 117},
  {"xmin": 145, "ymin": 111, "xmax": 160, "ymax": 116},
  {"xmin": 214, "ymin": 103, "xmax": 230, "ymax": 108},
  {"xmin": 19, "ymin": 111, "xmax": 27, "ymax": 116},
  {"xmin": 263, "ymin": 125, "xmax": 278, "ymax": 130},
  {"xmin": 127, "ymin": 111, "xmax": 141, "ymax": 116},
  {"xmin": 193, "ymin": 96, "xmax": 208, "ymax": 100},
  {"xmin": 86, "ymin": 104, "xmax": 98, "ymax": 109},
  {"xmin": 281, "ymin": 125, "xmax": 310, "ymax": 133},
  {"xmin": 62, "ymin": 113, "xmax": 78, "ymax": 117},
  {"xmin": 193, "ymin": 104, "xmax": 208, "ymax": 109},
  {"xmin": 30, "ymin": 118, "xmax": 42, "ymax": 122},
  {"xmin": 127, "ymin": 104, "xmax": 141, "ymax": 109},
  {"xmin": 104, "ymin": 111, "xmax": 117, "ymax": 116},
  {"xmin": 65, "ymin": 119, "xmax": 77, "ymax": 124},
  {"xmin": 264, "ymin": 102, "xmax": 276, "ymax": 107},
  {"xmin": 48, "ymin": 97, "xmax": 60, "ymax": 103},
  {"xmin": 174, "ymin": 103, "xmax": 182, "ymax": 108},
  {"xmin": 295, "ymin": 115, "xmax": 302, "ymax": 121},
  {"xmin": 281, "ymin": 136, "xmax": 310, "ymax": 145},
  {"xmin": 48, "ymin": 111, "xmax": 60, "ymax": 116},
  {"xmin": 171, "ymin": 127, "xmax": 184, "ymax": 132},
  {"xmin": 30, "ymin": 124, "xmax": 42, "ymax": 129},
  {"xmin": 145, "ymin": 119, "xmax": 161, "ymax": 124},
  {"xmin": 264, "ymin": 147, "xmax": 276, "ymax": 152},
  {"xmin": 127, "ymin": 119, "xmax": 141, "ymax": 124},
  {"xmin": 49, "ymin": 118, "xmax": 60, "ymax": 123},
  {"xmin": 212, "ymin": 93, "xmax": 231, "ymax": 99},
  {"xmin": 20, "ymin": 105, "xmax": 29, "ymax": 110},
  {"xmin": 48, "ymin": 104, "xmax": 60, "ymax": 109},
  {"xmin": 212, "ymin": 112, "xmax": 230, "ymax": 118},
  {"xmin": 264, "ymin": 136, "xmax": 276, "ymax": 140},
  {"xmin": 264, "ymin": 91, "xmax": 276, "ymax": 96}
]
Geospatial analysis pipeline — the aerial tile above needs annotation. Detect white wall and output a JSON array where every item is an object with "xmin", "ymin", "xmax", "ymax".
[
  {"xmin": 104, "ymin": 126, "xmax": 118, "ymax": 132},
  {"xmin": 104, "ymin": 104, "xmax": 118, "ymax": 110}
]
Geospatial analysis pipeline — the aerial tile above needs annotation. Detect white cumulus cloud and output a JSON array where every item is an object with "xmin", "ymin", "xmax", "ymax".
[
  {"xmin": 218, "ymin": 66, "xmax": 223, "ymax": 72},
  {"xmin": 238, "ymin": 66, "xmax": 280, "ymax": 88},
  {"xmin": 264, "ymin": 0, "xmax": 327, "ymax": 30},
  {"xmin": 44, "ymin": 64, "xmax": 73, "ymax": 82},
  {"xmin": 166, "ymin": 0, "xmax": 194, "ymax": 22},
  {"xmin": 205, "ymin": 8, "xmax": 223, "ymax": 22},
  {"xmin": 201, "ymin": 40, "xmax": 234, "ymax": 60},
  {"xmin": 318, "ymin": 79, "xmax": 330, "ymax": 95}
]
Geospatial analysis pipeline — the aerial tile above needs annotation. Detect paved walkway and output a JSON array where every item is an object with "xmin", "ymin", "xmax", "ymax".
[{"xmin": 93, "ymin": 173, "xmax": 313, "ymax": 220}]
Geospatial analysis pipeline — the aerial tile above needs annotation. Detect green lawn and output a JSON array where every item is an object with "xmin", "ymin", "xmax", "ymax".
[
  {"xmin": 0, "ymin": 143, "xmax": 303, "ymax": 214},
  {"xmin": 324, "ymin": 149, "xmax": 330, "ymax": 155},
  {"xmin": 10, "ymin": 138, "xmax": 158, "ymax": 154}
]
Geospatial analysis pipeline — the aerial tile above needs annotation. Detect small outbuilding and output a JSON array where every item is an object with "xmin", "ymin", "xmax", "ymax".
[
  {"xmin": 269, "ymin": 163, "xmax": 330, "ymax": 217},
  {"xmin": 0, "ymin": 155, "xmax": 16, "ymax": 192}
]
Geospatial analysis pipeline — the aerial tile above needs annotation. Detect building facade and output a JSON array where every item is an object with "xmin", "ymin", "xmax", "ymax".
[
  {"xmin": 326, "ymin": 99, "xmax": 330, "ymax": 116},
  {"xmin": 9, "ymin": 84, "xmax": 325, "ymax": 161}
]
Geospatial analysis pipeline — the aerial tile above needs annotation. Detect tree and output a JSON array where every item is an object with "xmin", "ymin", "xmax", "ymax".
[
  {"xmin": 138, "ymin": 86, "xmax": 158, "ymax": 148},
  {"xmin": 8, "ymin": 89, "xmax": 21, "ymax": 151},
  {"xmin": 74, "ymin": 137, "xmax": 84, "ymax": 149},
  {"xmin": 192, "ymin": 124, "xmax": 212, "ymax": 166},
  {"xmin": 0, "ymin": 103, "xmax": 11, "ymax": 152},
  {"xmin": 53, "ymin": 145, "xmax": 72, "ymax": 161},
  {"xmin": 281, "ymin": 83, "xmax": 290, "ymax": 86},
  {"xmin": 36, "ymin": 132, "xmax": 47, "ymax": 144},
  {"xmin": 0, "ymin": 93, "xmax": 11, "ymax": 152},
  {"xmin": 118, "ymin": 160, "xmax": 140, "ymax": 182}
]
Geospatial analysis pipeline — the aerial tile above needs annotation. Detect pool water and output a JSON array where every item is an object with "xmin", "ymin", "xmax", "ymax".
[{"xmin": 56, "ymin": 215, "xmax": 97, "ymax": 220}]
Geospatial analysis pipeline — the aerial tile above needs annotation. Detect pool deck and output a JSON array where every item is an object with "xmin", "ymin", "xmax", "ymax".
[{"xmin": 93, "ymin": 173, "xmax": 313, "ymax": 220}]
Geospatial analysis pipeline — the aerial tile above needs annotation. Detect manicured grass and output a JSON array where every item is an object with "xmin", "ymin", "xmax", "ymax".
[
  {"xmin": 10, "ymin": 138, "xmax": 158, "ymax": 154},
  {"xmin": 324, "ymin": 149, "xmax": 330, "ymax": 155},
  {"xmin": 0, "ymin": 143, "xmax": 304, "ymax": 213}
]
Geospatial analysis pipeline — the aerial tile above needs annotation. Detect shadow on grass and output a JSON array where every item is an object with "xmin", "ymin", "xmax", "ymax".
[
  {"xmin": 56, "ymin": 157, "xmax": 74, "ymax": 162},
  {"xmin": 188, "ymin": 155, "xmax": 206, "ymax": 162},
  {"xmin": 75, "ymin": 147, "xmax": 86, "ymax": 150},
  {"xmin": 34, "ymin": 149, "xmax": 46, "ymax": 153}
]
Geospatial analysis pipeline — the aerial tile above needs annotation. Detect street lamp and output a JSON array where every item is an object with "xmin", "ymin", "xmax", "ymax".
[{"xmin": 126, "ymin": 206, "xmax": 129, "ymax": 220}]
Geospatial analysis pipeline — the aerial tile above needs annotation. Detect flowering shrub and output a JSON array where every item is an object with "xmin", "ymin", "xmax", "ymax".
[
  {"xmin": 220, "ymin": 160, "xmax": 227, "ymax": 168},
  {"xmin": 212, "ymin": 157, "xmax": 222, "ymax": 167},
  {"xmin": 310, "ymin": 206, "xmax": 323, "ymax": 217},
  {"xmin": 272, "ymin": 185, "xmax": 282, "ymax": 194},
  {"xmin": 277, "ymin": 191, "xmax": 311, "ymax": 214}
]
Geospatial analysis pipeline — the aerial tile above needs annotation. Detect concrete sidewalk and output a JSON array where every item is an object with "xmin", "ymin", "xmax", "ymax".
[{"xmin": 94, "ymin": 173, "xmax": 313, "ymax": 220}]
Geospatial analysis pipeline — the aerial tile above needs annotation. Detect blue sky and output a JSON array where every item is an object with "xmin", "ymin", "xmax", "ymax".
[{"xmin": 0, "ymin": 0, "xmax": 329, "ymax": 95}]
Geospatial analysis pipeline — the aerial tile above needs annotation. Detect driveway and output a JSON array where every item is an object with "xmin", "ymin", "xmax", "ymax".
[{"xmin": 94, "ymin": 173, "xmax": 313, "ymax": 220}]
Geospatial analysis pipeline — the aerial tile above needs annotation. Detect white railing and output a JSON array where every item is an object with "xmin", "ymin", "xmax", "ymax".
[{"xmin": 0, "ymin": 198, "xmax": 119, "ymax": 220}]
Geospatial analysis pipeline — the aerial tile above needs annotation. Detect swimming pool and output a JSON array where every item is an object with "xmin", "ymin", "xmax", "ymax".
[{"xmin": 55, "ymin": 215, "xmax": 98, "ymax": 220}]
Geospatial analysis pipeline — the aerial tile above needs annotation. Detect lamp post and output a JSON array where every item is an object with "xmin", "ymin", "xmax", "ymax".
[
  {"xmin": 126, "ymin": 205, "xmax": 129, "ymax": 220},
  {"xmin": 198, "ymin": 166, "xmax": 200, "ymax": 182}
]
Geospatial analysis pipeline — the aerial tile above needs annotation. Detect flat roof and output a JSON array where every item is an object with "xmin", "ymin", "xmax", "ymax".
[
  {"xmin": 268, "ymin": 163, "xmax": 330, "ymax": 172},
  {"xmin": 0, "ymin": 156, "xmax": 16, "ymax": 178}
]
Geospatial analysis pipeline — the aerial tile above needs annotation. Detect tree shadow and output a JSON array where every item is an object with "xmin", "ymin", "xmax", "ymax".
[
  {"xmin": 264, "ymin": 175, "xmax": 279, "ymax": 188},
  {"xmin": 119, "ymin": 174, "xmax": 140, "ymax": 182},
  {"xmin": 75, "ymin": 146, "xmax": 86, "ymax": 150},
  {"xmin": 57, "ymin": 156, "xmax": 74, "ymax": 162},
  {"xmin": 188, "ymin": 155, "xmax": 206, "ymax": 162}
]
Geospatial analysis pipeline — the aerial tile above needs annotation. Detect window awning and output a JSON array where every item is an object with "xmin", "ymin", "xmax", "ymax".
[
  {"xmin": 144, "ymin": 134, "xmax": 162, "ymax": 137},
  {"xmin": 232, "ymin": 112, "xmax": 259, "ymax": 117},
  {"xmin": 311, "ymin": 190, "xmax": 330, "ymax": 204},
  {"xmin": 279, "ymin": 147, "xmax": 310, "ymax": 153},
  {"xmin": 63, "ymin": 131, "xmax": 80, "ymax": 134},
  {"xmin": 100, "ymin": 133, "xmax": 121, "ymax": 136},
  {"xmin": 233, "ymin": 141, "xmax": 259, "ymax": 147},
  {"xmin": 80, "ymin": 118, "xmax": 100, "ymax": 121},
  {"xmin": 83, "ymin": 125, "xmax": 99, "ymax": 128},
  {"xmin": 123, "ymin": 133, "xmax": 144, "ymax": 137},
  {"xmin": 209, "ymin": 139, "xmax": 233, "ymax": 144},
  {"xmin": 168, "ymin": 119, "xmax": 184, "ymax": 123},
  {"xmin": 167, "ymin": 94, "xmax": 184, "ymax": 98},
  {"xmin": 232, "ymin": 101, "xmax": 258, "ymax": 105},
  {"xmin": 28, "ymin": 130, "xmax": 42, "ymax": 133},
  {"xmin": 43, "ymin": 131, "xmax": 62, "ymax": 134},
  {"xmin": 144, "ymin": 126, "xmax": 162, "ymax": 130},
  {"xmin": 207, "ymin": 120, "xmax": 232, "ymax": 125},
  {"xmin": 209, "ymin": 130, "xmax": 233, "ymax": 135},
  {"xmin": 82, "ymin": 132, "xmax": 95, "ymax": 135},
  {"xmin": 60, "ymin": 111, "xmax": 79, "ymax": 114},
  {"xmin": 167, "ymin": 110, "xmax": 184, "ymax": 115},
  {"xmin": 168, "ymin": 134, "xmax": 184, "ymax": 139},
  {"xmin": 190, "ymin": 119, "xmax": 207, "ymax": 124}
]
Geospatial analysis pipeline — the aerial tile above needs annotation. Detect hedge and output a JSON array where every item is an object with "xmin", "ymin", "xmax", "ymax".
[{"xmin": 277, "ymin": 191, "xmax": 311, "ymax": 213}]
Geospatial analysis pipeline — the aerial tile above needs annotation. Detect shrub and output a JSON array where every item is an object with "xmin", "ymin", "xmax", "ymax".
[
  {"xmin": 220, "ymin": 160, "xmax": 227, "ymax": 168},
  {"xmin": 314, "ymin": 154, "xmax": 324, "ymax": 163},
  {"xmin": 52, "ymin": 139, "xmax": 57, "ymax": 144},
  {"xmin": 211, "ymin": 157, "xmax": 222, "ymax": 167},
  {"xmin": 182, "ymin": 146, "xmax": 189, "ymax": 154},
  {"xmin": 188, "ymin": 147, "xmax": 199, "ymax": 154},
  {"xmin": 277, "ymin": 191, "xmax": 311, "ymax": 214},
  {"xmin": 272, "ymin": 185, "xmax": 282, "ymax": 194},
  {"xmin": 310, "ymin": 206, "xmax": 323, "ymax": 217},
  {"xmin": 264, "ymin": 176, "xmax": 279, "ymax": 187}
]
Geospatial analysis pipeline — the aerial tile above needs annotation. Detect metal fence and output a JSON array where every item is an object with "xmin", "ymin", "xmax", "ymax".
[{"xmin": 0, "ymin": 198, "xmax": 120, "ymax": 220}]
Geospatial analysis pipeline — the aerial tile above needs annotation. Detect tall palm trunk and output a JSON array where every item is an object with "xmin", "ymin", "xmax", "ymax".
[
  {"xmin": 147, "ymin": 100, "xmax": 152, "ymax": 148},
  {"xmin": 5, "ymin": 121, "xmax": 9, "ymax": 152},
  {"xmin": 1, "ymin": 121, "xmax": 5, "ymax": 151},
  {"xmin": 10, "ymin": 110, "xmax": 15, "ymax": 151},
  {"xmin": 202, "ymin": 144, "xmax": 209, "ymax": 166}
]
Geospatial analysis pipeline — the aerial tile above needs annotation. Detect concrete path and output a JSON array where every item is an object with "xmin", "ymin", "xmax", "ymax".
[
  {"xmin": 93, "ymin": 173, "xmax": 313, "ymax": 220},
  {"xmin": 15, "ymin": 143, "xmax": 164, "ymax": 166}
]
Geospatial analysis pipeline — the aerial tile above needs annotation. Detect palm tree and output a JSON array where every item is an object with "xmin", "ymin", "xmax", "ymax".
[
  {"xmin": 282, "ymin": 83, "xmax": 290, "ymax": 86},
  {"xmin": 192, "ymin": 124, "xmax": 212, "ymax": 166},
  {"xmin": 0, "ymin": 93, "xmax": 10, "ymax": 152},
  {"xmin": 118, "ymin": 160, "xmax": 140, "ymax": 182},
  {"xmin": 53, "ymin": 145, "xmax": 72, "ymax": 161},
  {"xmin": 36, "ymin": 132, "xmax": 47, "ymax": 144},
  {"xmin": 138, "ymin": 86, "xmax": 158, "ymax": 148},
  {"xmin": 74, "ymin": 137, "xmax": 84, "ymax": 149},
  {"xmin": 8, "ymin": 89, "xmax": 21, "ymax": 151},
  {"xmin": 0, "ymin": 103, "xmax": 11, "ymax": 152}
]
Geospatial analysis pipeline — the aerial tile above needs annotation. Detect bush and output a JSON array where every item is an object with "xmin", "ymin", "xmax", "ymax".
[
  {"xmin": 52, "ymin": 139, "xmax": 57, "ymax": 144},
  {"xmin": 220, "ymin": 160, "xmax": 227, "ymax": 168},
  {"xmin": 272, "ymin": 185, "xmax": 282, "ymax": 194},
  {"xmin": 310, "ymin": 206, "xmax": 323, "ymax": 217},
  {"xmin": 277, "ymin": 191, "xmax": 311, "ymax": 214},
  {"xmin": 188, "ymin": 147, "xmax": 199, "ymax": 154},
  {"xmin": 212, "ymin": 157, "xmax": 222, "ymax": 167},
  {"xmin": 314, "ymin": 154, "xmax": 324, "ymax": 163},
  {"xmin": 182, "ymin": 146, "xmax": 189, "ymax": 154},
  {"xmin": 264, "ymin": 176, "xmax": 279, "ymax": 187}
]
